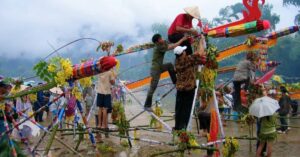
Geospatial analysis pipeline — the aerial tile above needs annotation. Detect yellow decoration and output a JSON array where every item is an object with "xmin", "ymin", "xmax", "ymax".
[
  {"xmin": 189, "ymin": 138, "xmax": 199, "ymax": 147},
  {"xmin": 0, "ymin": 103, "xmax": 5, "ymax": 110},
  {"xmin": 150, "ymin": 106, "xmax": 163, "ymax": 130},
  {"xmin": 28, "ymin": 94, "xmax": 37, "ymax": 102},
  {"xmin": 133, "ymin": 128, "xmax": 139, "ymax": 145},
  {"xmin": 115, "ymin": 59, "xmax": 120, "ymax": 73},
  {"xmin": 9, "ymin": 86, "xmax": 21, "ymax": 95},
  {"xmin": 50, "ymin": 57, "xmax": 73, "ymax": 85},
  {"xmin": 47, "ymin": 64, "xmax": 57, "ymax": 73},
  {"xmin": 72, "ymin": 87, "xmax": 82, "ymax": 100},
  {"xmin": 79, "ymin": 77, "xmax": 92, "ymax": 88},
  {"xmin": 222, "ymin": 137, "xmax": 239, "ymax": 157}
]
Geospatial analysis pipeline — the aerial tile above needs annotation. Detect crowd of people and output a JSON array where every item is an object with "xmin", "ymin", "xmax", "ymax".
[{"xmin": 0, "ymin": 5, "xmax": 299, "ymax": 157}]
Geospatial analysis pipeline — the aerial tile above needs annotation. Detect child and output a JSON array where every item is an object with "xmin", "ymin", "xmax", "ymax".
[
  {"xmin": 96, "ymin": 69, "xmax": 115, "ymax": 138},
  {"xmin": 256, "ymin": 114, "xmax": 277, "ymax": 157},
  {"xmin": 65, "ymin": 90, "xmax": 76, "ymax": 129}
]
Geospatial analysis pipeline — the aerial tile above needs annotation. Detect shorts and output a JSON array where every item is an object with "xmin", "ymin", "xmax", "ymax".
[
  {"xmin": 198, "ymin": 112, "xmax": 211, "ymax": 131},
  {"xmin": 97, "ymin": 93, "xmax": 112, "ymax": 113}
]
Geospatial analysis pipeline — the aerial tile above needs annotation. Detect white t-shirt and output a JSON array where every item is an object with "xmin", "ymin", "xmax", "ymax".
[
  {"xmin": 223, "ymin": 94, "xmax": 233, "ymax": 108},
  {"xmin": 96, "ymin": 70, "xmax": 115, "ymax": 95}
]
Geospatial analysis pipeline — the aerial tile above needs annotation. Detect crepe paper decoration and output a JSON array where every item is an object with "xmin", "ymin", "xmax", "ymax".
[
  {"xmin": 209, "ymin": 109, "xmax": 219, "ymax": 142},
  {"xmin": 207, "ymin": 20, "xmax": 270, "ymax": 38},
  {"xmin": 1, "ymin": 110, "xmax": 18, "ymax": 157},
  {"xmin": 258, "ymin": 42, "xmax": 269, "ymax": 72},
  {"xmin": 216, "ymin": 39, "xmax": 277, "ymax": 62},
  {"xmin": 6, "ymin": 56, "xmax": 117, "ymax": 100},
  {"xmin": 72, "ymin": 56, "xmax": 117, "ymax": 79},
  {"xmin": 266, "ymin": 61, "xmax": 280, "ymax": 67},
  {"xmin": 255, "ymin": 68, "xmax": 276, "ymax": 84},
  {"xmin": 265, "ymin": 26, "xmax": 299, "ymax": 39},
  {"xmin": 75, "ymin": 100, "xmax": 96, "ymax": 147},
  {"xmin": 125, "ymin": 66, "xmax": 236, "ymax": 90},
  {"xmin": 205, "ymin": 0, "xmax": 265, "ymax": 32}
]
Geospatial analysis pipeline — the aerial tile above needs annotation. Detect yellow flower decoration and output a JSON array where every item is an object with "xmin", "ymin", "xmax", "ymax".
[
  {"xmin": 72, "ymin": 86, "xmax": 82, "ymax": 100},
  {"xmin": 79, "ymin": 77, "xmax": 92, "ymax": 88},
  {"xmin": 28, "ymin": 94, "xmax": 37, "ymax": 102},
  {"xmin": 9, "ymin": 86, "xmax": 21, "ymax": 95},
  {"xmin": 47, "ymin": 63, "xmax": 57, "ymax": 73},
  {"xmin": 222, "ymin": 137, "xmax": 239, "ymax": 157},
  {"xmin": 49, "ymin": 57, "xmax": 73, "ymax": 85},
  {"xmin": 0, "ymin": 103, "xmax": 5, "ymax": 110},
  {"xmin": 189, "ymin": 138, "xmax": 199, "ymax": 147}
]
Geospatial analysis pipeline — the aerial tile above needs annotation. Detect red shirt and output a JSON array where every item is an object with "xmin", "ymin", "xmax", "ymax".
[{"xmin": 168, "ymin": 14, "xmax": 192, "ymax": 35}]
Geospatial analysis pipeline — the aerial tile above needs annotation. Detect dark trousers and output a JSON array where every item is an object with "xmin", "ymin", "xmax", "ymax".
[
  {"xmin": 175, "ymin": 89, "xmax": 195, "ymax": 130},
  {"xmin": 233, "ymin": 79, "xmax": 249, "ymax": 113},
  {"xmin": 168, "ymin": 33, "xmax": 193, "ymax": 55},
  {"xmin": 144, "ymin": 63, "xmax": 177, "ymax": 107},
  {"xmin": 291, "ymin": 103, "xmax": 298, "ymax": 116},
  {"xmin": 33, "ymin": 102, "xmax": 44, "ymax": 122},
  {"xmin": 279, "ymin": 114, "xmax": 288, "ymax": 131}
]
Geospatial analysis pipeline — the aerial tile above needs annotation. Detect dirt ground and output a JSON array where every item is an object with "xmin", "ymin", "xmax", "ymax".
[{"xmin": 22, "ymin": 92, "xmax": 300, "ymax": 157}]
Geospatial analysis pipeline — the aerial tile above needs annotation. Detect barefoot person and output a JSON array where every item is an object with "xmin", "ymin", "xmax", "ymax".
[
  {"xmin": 174, "ymin": 35, "xmax": 206, "ymax": 130},
  {"xmin": 144, "ymin": 34, "xmax": 188, "ymax": 111},
  {"xmin": 168, "ymin": 6, "xmax": 200, "ymax": 55},
  {"xmin": 96, "ymin": 69, "xmax": 115, "ymax": 138}
]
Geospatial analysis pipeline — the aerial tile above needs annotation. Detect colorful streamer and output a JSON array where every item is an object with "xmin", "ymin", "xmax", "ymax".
[
  {"xmin": 207, "ymin": 20, "xmax": 270, "ymax": 38},
  {"xmin": 265, "ymin": 26, "xmax": 299, "ymax": 39}
]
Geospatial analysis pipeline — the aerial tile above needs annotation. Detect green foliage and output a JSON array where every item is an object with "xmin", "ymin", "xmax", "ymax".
[
  {"xmin": 0, "ymin": 139, "xmax": 26, "ymax": 157},
  {"xmin": 97, "ymin": 143, "xmax": 117, "ymax": 153},
  {"xmin": 283, "ymin": 0, "xmax": 300, "ymax": 6},
  {"xmin": 33, "ymin": 60, "xmax": 54, "ymax": 83}
]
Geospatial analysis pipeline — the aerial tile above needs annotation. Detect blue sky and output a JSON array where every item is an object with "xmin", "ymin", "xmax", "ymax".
[{"xmin": 0, "ymin": 0, "xmax": 298, "ymax": 58}]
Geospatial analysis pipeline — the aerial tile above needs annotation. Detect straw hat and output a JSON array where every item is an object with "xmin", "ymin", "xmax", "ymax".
[
  {"xmin": 50, "ymin": 87, "xmax": 63, "ymax": 94},
  {"xmin": 184, "ymin": 6, "xmax": 200, "ymax": 19}
]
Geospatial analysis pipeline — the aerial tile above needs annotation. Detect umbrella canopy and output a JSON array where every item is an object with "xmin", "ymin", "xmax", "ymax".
[
  {"xmin": 249, "ymin": 96, "xmax": 279, "ymax": 118},
  {"xmin": 272, "ymin": 75, "xmax": 285, "ymax": 83}
]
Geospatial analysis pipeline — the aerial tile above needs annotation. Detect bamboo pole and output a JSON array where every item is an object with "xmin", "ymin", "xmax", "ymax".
[{"xmin": 0, "ymin": 93, "xmax": 64, "ymax": 138}]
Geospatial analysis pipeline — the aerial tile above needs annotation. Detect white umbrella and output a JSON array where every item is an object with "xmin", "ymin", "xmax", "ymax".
[{"xmin": 249, "ymin": 96, "xmax": 279, "ymax": 118}]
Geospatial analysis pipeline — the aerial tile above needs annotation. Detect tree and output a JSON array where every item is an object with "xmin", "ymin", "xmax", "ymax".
[
  {"xmin": 283, "ymin": 0, "xmax": 300, "ymax": 25},
  {"xmin": 283, "ymin": 0, "xmax": 300, "ymax": 6}
]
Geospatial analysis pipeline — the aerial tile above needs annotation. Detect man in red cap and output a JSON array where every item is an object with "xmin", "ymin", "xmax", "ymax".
[{"xmin": 168, "ymin": 6, "xmax": 200, "ymax": 55}]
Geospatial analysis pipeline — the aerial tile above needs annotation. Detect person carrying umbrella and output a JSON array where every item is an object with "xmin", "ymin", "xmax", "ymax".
[{"xmin": 249, "ymin": 86, "xmax": 278, "ymax": 157}]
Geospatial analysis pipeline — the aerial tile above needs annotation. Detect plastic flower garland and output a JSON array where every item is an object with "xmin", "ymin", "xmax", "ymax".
[
  {"xmin": 173, "ymin": 130, "xmax": 199, "ymax": 151},
  {"xmin": 199, "ymin": 40, "xmax": 218, "ymax": 103},
  {"xmin": 222, "ymin": 137, "xmax": 239, "ymax": 157},
  {"xmin": 149, "ymin": 106, "xmax": 163, "ymax": 130},
  {"xmin": 78, "ymin": 77, "xmax": 92, "ymax": 88},
  {"xmin": 71, "ymin": 86, "xmax": 82, "ymax": 101}
]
